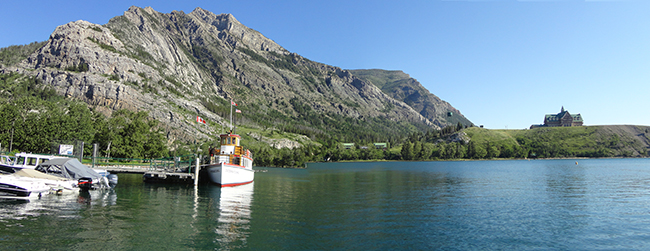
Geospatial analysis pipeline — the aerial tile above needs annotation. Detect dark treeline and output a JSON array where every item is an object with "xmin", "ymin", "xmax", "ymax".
[{"xmin": 249, "ymin": 123, "xmax": 476, "ymax": 168}]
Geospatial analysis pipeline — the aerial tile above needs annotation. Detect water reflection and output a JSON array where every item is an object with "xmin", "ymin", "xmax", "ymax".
[
  {"xmin": 208, "ymin": 183, "xmax": 254, "ymax": 249},
  {"xmin": 0, "ymin": 189, "xmax": 117, "ymax": 219}
]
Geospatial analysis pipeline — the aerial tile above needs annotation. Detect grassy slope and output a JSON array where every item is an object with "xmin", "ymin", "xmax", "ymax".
[{"xmin": 464, "ymin": 125, "xmax": 650, "ymax": 157}]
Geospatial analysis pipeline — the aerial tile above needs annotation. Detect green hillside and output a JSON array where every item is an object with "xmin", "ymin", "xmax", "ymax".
[{"xmin": 465, "ymin": 126, "xmax": 650, "ymax": 158}]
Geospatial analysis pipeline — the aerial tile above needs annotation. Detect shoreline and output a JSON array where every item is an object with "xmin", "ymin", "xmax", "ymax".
[{"xmin": 299, "ymin": 156, "xmax": 648, "ymax": 166}]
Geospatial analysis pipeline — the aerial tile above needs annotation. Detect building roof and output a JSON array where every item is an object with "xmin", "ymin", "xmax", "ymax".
[{"xmin": 544, "ymin": 109, "xmax": 583, "ymax": 122}]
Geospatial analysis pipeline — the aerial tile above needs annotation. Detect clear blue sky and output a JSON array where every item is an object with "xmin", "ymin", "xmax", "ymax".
[{"xmin": 2, "ymin": 0, "xmax": 649, "ymax": 129}]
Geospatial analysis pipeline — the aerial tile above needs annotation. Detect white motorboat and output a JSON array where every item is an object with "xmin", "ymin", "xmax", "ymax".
[
  {"xmin": 0, "ymin": 172, "xmax": 51, "ymax": 200},
  {"xmin": 12, "ymin": 169, "xmax": 79, "ymax": 195},
  {"xmin": 0, "ymin": 152, "xmax": 66, "ymax": 173},
  {"xmin": 36, "ymin": 158, "xmax": 112, "ymax": 190},
  {"xmin": 0, "ymin": 153, "xmax": 117, "ymax": 190}
]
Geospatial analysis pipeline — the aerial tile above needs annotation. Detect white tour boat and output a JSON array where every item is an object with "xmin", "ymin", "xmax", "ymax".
[{"xmin": 203, "ymin": 132, "xmax": 254, "ymax": 187}]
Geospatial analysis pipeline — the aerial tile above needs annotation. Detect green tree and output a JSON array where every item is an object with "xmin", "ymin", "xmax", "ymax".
[
  {"xmin": 97, "ymin": 110, "xmax": 167, "ymax": 159},
  {"xmin": 467, "ymin": 141, "xmax": 486, "ymax": 159},
  {"xmin": 486, "ymin": 141, "xmax": 500, "ymax": 158},
  {"xmin": 412, "ymin": 141, "xmax": 422, "ymax": 160},
  {"xmin": 0, "ymin": 103, "xmax": 19, "ymax": 151},
  {"xmin": 442, "ymin": 143, "xmax": 456, "ymax": 159},
  {"xmin": 430, "ymin": 143, "xmax": 442, "ymax": 159},
  {"xmin": 368, "ymin": 148, "xmax": 384, "ymax": 160},
  {"xmin": 142, "ymin": 119, "xmax": 167, "ymax": 159},
  {"xmin": 454, "ymin": 143, "xmax": 465, "ymax": 159},
  {"xmin": 420, "ymin": 143, "xmax": 434, "ymax": 160},
  {"xmin": 401, "ymin": 142, "xmax": 413, "ymax": 160}
]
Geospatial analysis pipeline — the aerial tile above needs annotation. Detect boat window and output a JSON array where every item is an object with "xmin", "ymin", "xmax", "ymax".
[
  {"xmin": 227, "ymin": 137, "xmax": 232, "ymax": 144},
  {"xmin": 16, "ymin": 157, "xmax": 25, "ymax": 166},
  {"xmin": 27, "ymin": 157, "xmax": 37, "ymax": 166},
  {"xmin": 232, "ymin": 137, "xmax": 237, "ymax": 145}
]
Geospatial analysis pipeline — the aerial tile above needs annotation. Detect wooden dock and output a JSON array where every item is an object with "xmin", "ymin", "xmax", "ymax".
[
  {"xmin": 142, "ymin": 171, "xmax": 196, "ymax": 183},
  {"xmin": 96, "ymin": 165, "xmax": 150, "ymax": 174},
  {"xmin": 93, "ymin": 163, "xmax": 199, "ymax": 184}
]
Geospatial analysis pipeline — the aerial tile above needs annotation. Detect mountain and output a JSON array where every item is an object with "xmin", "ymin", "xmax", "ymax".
[
  {"xmin": 349, "ymin": 69, "xmax": 472, "ymax": 128},
  {"xmin": 0, "ymin": 6, "xmax": 470, "ymax": 146}
]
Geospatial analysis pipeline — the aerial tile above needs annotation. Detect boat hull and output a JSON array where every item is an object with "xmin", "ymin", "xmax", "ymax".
[
  {"xmin": 205, "ymin": 163, "xmax": 254, "ymax": 187},
  {"xmin": 0, "ymin": 175, "xmax": 51, "ymax": 200}
]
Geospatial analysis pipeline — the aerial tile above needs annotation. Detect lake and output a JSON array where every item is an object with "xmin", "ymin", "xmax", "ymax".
[{"xmin": 2, "ymin": 159, "xmax": 650, "ymax": 250}]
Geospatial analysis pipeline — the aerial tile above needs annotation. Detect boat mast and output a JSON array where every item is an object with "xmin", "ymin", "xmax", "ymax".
[
  {"xmin": 229, "ymin": 100, "xmax": 233, "ymax": 132},
  {"xmin": 229, "ymin": 99, "xmax": 236, "ymax": 134}
]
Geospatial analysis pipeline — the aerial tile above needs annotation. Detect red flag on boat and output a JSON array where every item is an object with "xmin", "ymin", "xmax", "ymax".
[
  {"xmin": 231, "ymin": 100, "xmax": 237, "ymax": 106},
  {"xmin": 235, "ymin": 109, "xmax": 241, "ymax": 113},
  {"xmin": 196, "ymin": 116, "xmax": 206, "ymax": 124}
]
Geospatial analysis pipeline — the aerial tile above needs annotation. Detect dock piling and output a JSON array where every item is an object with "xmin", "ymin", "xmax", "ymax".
[{"xmin": 194, "ymin": 158, "xmax": 199, "ymax": 186}]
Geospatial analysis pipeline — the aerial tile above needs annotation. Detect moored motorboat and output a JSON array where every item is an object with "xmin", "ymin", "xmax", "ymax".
[
  {"xmin": 0, "ymin": 172, "xmax": 51, "ymax": 200},
  {"xmin": 203, "ymin": 132, "xmax": 254, "ymax": 187},
  {"xmin": 35, "ymin": 158, "xmax": 112, "ymax": 190},
  {"xmin": 0, "ymin": 152, "xmax": 66, "ymax": 173},
  {"xmin": 201, "ymin": 99, "xmax": 255, "ymax": 187},
  {"xmin": 12, "ymin": 169, "xmax": 79, "ymax": 195}
]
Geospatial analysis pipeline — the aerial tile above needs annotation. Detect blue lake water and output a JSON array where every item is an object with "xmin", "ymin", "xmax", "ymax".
[{"xmin": 2, "ymin": 159, "xmax": 650, "ymax": 250}]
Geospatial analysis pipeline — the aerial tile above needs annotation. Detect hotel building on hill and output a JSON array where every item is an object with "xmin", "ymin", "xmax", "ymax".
[{"xmin": 530, "ymin": 107, "xmax": 583, "ymax": 129}]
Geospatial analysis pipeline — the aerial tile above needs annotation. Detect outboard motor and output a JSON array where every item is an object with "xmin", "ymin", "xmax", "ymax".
[
  {"xmin": 78, "ymin": 177, "xmax": 94, "ymax": 190},
  {"xmin": 108, "ymin": 174, "xmax": 118, "ymax": 188},
  {"xmin": 101, "ymin": 177, "xmax": 110, "ymax": 189}
]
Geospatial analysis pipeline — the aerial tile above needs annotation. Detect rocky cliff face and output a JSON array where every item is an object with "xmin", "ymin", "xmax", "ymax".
[
  {"xmin": 1, "ymin": 6, "xmax": 469, "ymax": 144},
  {"xmin": 349, "ymin": 69, "xmax": 472, "ymax": 128}
]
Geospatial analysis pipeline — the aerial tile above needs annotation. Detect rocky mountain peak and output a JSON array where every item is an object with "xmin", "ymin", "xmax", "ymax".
[
  {"xmin": 190, "ymin": 7, "xmax": 237, "ymax": 29},
  {"xmin": 188, "ymin": 9, "xmax": 284, "ymax": 54}
]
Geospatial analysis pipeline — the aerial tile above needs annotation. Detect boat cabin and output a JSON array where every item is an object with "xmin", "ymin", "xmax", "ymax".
[
  {"xmin": 219, "ymin": 133, "xmax": 240, "ymax": 155},
  {"xmin": 12, "ymin": 153, "xmax": 64, "ymax": 169},
  {"xmin": 213, "ymin": 133, "xmax": 253, "ymax": 169}
]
